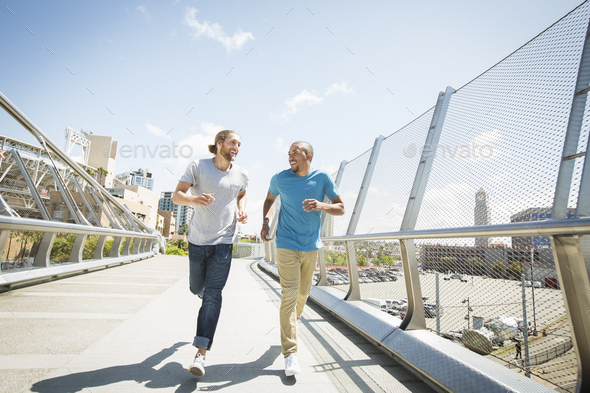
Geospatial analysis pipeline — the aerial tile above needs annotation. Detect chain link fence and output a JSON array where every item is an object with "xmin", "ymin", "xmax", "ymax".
[{"xmin": 319, "ymin": 2, "xmax": 590, "ymax": 391}]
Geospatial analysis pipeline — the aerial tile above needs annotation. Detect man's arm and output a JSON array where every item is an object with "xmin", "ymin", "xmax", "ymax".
[
  {"xmin": 172, "ymin": 181, "xmax": 215, "ymax": 206},
  {"xmin": 261, "ymin": 191, "xmax": 277, "ymax": 241},
  {"xmin": 302, "ymin": 196, "xmax": 345, "ymax": 216},
  {"xmin": 237, "ymin": 190, "xmax": 247, "ymax": 223}
]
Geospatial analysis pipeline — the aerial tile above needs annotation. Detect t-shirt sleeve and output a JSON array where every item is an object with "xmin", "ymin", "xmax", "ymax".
[
  {"xmin": 268, "ymin": 174, "xmax": 279, "ymax": 197},
  {"xmin": 179, "ymin": 161, "xmax": 197, "ymax": 185},
  {"xmin": 324, "ymin": 173, "xmax": 340, "ymax": 201},
  {"xmin": 241, "ymin": 168, "xmax": 249, "ymax": 192}
]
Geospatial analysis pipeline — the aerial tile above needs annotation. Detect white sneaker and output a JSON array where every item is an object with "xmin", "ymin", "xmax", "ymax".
[
  {"xmin": 189, "ymin": 353, "xmax": 205, "ymax": 376},
  {"xmin": 285, "ymin": 353, "xmax": 301, "ymax": 376}
]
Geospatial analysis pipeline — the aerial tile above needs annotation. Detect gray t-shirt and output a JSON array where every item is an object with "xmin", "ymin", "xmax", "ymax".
[{"xmin": 180, "ymin": 158, "xmax": 248, "ymax": 245}]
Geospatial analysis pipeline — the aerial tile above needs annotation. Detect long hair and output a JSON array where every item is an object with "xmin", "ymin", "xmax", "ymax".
[{"xmin": 208, "ymin": 130, "xmax": 240, "ymax": 155}]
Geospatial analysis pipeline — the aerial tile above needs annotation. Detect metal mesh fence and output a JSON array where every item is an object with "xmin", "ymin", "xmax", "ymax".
[{"xmin": 318, "ymin": 2, "xmax": 590, "ymax": 391}]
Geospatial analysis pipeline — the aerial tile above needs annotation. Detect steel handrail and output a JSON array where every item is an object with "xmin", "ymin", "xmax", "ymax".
[
  {"xmin": 0, "ymin": 215, "xmax": 158, "ymax": 239},
  {"xmin": 321, "ymin": 218, "xmax": 590, "ymax": 242}
]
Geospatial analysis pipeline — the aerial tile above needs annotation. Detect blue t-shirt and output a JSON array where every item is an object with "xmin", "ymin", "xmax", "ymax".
[{"xmin": 269, "ymin": 169, "xmax": 340, "ymax": 251}]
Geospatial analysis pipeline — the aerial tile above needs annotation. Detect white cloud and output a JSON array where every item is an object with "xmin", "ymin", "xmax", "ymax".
[
  {"xmin": 281, "ymin": 90, "xmax": 322, "ymax": 119},
  {"xmin": 136, "ymin": 5, "xmax": 151, "ymax": 21},
  {"xmin": 177, "ymin": 122, "xmax": 224, "ymax": 157},
  {"xmin": 274, "ymin": 138, "xmax": 286, "ymax": 153},
  {"xmin": 184, "ymin": 7, "xmax": 254, "ymax": 53},
  {"xmin": 146, "ymin": 123, "xmax": 170, "ymax": 139},
  {"xmin": 325, "ymin": 82, "xmax": 353, "ymax": 96}
]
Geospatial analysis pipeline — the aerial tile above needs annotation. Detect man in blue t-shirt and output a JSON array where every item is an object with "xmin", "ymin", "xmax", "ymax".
[{"xmin": 261, "ymin": 141, "xmax": 344, "ymax": 376}]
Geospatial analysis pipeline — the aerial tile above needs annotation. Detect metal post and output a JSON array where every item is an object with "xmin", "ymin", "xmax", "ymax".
[
  {"xmin": 551, "ymin": 234, "xmax": 590, "ymax": 392},
  {"xmin": 399, "ymin": 86, "xmax": 455, "ymax": 330},
  {"xmin": 436, "ymin": 272, "xmax": 441, "ymax": 334},
  {"xmin": 110, "ymin": 236, "xmax": 123, "ymax": 258},
  {"xmin": 69, "ymin": 234, "xmax": 87, "ymax": 262},
  {"xmin": 530, "ymin": 248, "xmax": 538, "ymax": 336},
  {"xmin": 318, "ymin": 160, "xmax": 347, "ymax": 286},
  {"xmin": 34, "ymin": 232, "xmax": 56, "ymax": 267},
  {"xmin": 344, "ymin": 136, "xmax": 385, "ymax": 301},
  {"xmin": 521, "ymin": 273, "xmax": 531, "ymax": 378},
  {"xmin": 94, "ymin": 235, "xmax": 107, "ymax": 259},
  {"xmin": 553, "ymin": 17, "xmax": 590, "ymax": 220}
]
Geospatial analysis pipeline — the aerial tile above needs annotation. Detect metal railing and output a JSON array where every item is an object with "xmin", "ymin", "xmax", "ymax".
[
  {"xmin": 0, "ymin": 91, "xmax": 165, "ymax": 288},
  {"xmin": 264, "ymin": 2, "xmax": 590, "ymax": 392}
]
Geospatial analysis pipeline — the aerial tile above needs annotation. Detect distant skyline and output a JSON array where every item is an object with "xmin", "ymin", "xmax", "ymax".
[{"xmin": 0, "ymin": 0, "xmax": 583, "ymax": 235}]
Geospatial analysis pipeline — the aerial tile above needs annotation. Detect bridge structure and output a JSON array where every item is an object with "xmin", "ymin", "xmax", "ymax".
[{"xmin": 2, "ymin": 2, "xmax": 590, "ymax": 392}]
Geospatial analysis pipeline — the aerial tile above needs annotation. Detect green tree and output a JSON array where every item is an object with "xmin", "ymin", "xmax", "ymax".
[
  {"xmin": 96, "ymin": 167, "xmax": 108, "ymax": 186},
  {"xmin": 166, "ymin": 246, "xmax": 188, "ymax": 256},
  {"xmin": 440, "ymin": 256, "xmax": 457, "ymax": 273},
  {"xmin": 85, "ymin": 168, "xmax": 95, "ymax": 177},
  {"xmin": 178, "ymin": 223, "xmax": 189, "ymax": 235},
  {"xmin": 506, "ymin": 262, "xmax": 522, "ymax": 279},
  {"xmin": 372, "ymin": 258, "xmax": 381, "ymax": 266},
  {"xmin": 381, "ymin": 255, "xmax": 394, "ymax": 266},
  {"xmin": 491, "ymin": 260, "xmax": 505, "ymax": 278},
  {"xmin": 170, "ymin": 239, "xmax": 188, "ymax": 250},
  {"xmin": 357, "ymin": 255, "xmax": 367, "ymax": 266},
  {"xmin": 467, "ymin": 257, "xmax": 486, "ymax": 275}
]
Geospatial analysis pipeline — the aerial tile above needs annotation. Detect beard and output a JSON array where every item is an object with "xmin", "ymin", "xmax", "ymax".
[{"xmin": 219, "ymin": 146, "xmax": 236, "ymax": 161}]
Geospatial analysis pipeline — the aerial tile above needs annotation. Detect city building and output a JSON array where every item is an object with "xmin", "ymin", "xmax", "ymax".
[
  {"xmin": 474, "ymin": 188, "xmax": 490, "ymax": 247},
  {"xmin": 64, "ymin": 127, "xmax": 118, "ymax": 188},
  {"xmin": 107, "ymin": 185, "xmax": 160, "ymax": 229},
  {"xmin": 158, "ymin": 191, "xmax": 193, "ymax": 232},
  {"xmin": 115, "ymin": 168, "xmax": 154, "ymax": 191},
  {"xmin": 510, "ymin": 207, "xmax": 575, "ymax": 249},
  {"xmin": 157, "ymin": 210, "xmax": 177, "ymax": 238}
]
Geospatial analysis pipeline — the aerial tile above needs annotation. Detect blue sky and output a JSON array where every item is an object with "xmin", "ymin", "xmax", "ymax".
[{"xmin": 0, "ymin": 0, "xmax": 583, "ymax": 235}]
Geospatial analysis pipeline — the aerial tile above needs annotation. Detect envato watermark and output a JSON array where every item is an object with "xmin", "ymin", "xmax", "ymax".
[
  {"xmin": 403, "ymin": 142, "xmax": 495, "ymax": 160},
  {"xmin": 103, "ymin": 141, "xmax": 193, "ymax": 159}
]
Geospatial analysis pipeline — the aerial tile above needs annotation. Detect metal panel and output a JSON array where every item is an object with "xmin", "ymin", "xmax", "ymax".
[
  {"xmin": 109, "ymin": 237, "xmax": 123, "ymax": 258},
  {"xmin": 9, "ymin": 149, "xmax": 51, "ymax": 220},
  {"xmin": 93, "ymin": 235, "xmax": 107, "ymax": 260}
]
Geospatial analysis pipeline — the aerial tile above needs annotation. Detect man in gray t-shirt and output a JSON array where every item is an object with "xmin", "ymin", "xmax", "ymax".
[{"xmin": 173, "ymin": 130, "xmax": 248, "ymax": 377}]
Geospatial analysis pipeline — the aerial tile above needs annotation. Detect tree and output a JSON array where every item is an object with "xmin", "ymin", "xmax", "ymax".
[
  {"xmin": 372, "ymin": 258, "xmax": 381, "ymax": 266},
  {"xmin": 85, "ymin": 168, "xmax": 95, "ymax": 177},
  {"xmin": 96, "ymin": 167, "xmax": 108, "ymax": 186},
  {"xmin": 166, "ymin": 246, "xmax": 188, "ymax": 256},
  {"xmin": 467, "ymin": 257, "xmax": 486, "ymax": 275},
  {"xmin": 491, "ymin": 260, "xmax": 505, "ymax": 278},
  {"xmin": 170, "ymin": 238, "xmax": 188, "ymax": 250},
  {"xmin": 178, "ymin": 223, "xmax": 189, "ymax": 235},
  {"xmin": 381, "ymin": 255, "xmax": 394, "ymax": 266},
  {"xmin": 440, "ymin": 256, "xmax": 457, "ymax": 273},
  {"xmin": 357, "ymin": 255, "xmax": 367, "ymax": 266},
  {"xmin": 506, "ymin": 262, "xmax": 522, "ymax": 279}
]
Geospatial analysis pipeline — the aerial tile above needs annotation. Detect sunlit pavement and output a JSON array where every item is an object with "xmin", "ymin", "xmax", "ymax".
[{"xmin": 0, "ymin": 255, "xmax": 433, "ymax": 393}]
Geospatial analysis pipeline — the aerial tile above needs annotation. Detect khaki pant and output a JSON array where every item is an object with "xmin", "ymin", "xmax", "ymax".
[{"xmin": 276, "ymin": 248, "xmax": 318, "ymax": 357}]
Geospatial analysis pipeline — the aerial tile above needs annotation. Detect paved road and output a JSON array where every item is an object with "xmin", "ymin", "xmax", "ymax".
[{"xmin": 0, "ymin": 255, "xmax": 434, "ymax": 393}]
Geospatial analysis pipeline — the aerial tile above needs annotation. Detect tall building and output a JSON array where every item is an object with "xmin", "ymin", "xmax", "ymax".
[
  {"xmin": 158, "ymin": 191, "xmax": 193, "ymax": 232},
  {"xmin": 474, "ymin": 188, "xmax": 490, "ymax": 247},
  {"xmin": 115, "ymin": 168, "xmax": 154, "ymax": 191}
]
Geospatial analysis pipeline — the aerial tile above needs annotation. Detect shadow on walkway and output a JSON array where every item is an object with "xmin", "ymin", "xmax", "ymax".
[{"xmin": 31, "ymin": 343, "xmax": 291, "ymax": 393}]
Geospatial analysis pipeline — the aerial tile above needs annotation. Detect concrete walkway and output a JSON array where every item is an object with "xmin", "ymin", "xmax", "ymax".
[{"xmin": 0, "ymin": 255, "xmax": 434, "ymax": 393}]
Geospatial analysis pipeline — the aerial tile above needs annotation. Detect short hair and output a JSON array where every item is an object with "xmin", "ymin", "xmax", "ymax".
[
  {"xmin": 208, "ymin": 130, "xmax": 240, "ymax": 155},
  {"xmin": 292, "ymin": 141, "xmax": 314, "ymax": 162}
]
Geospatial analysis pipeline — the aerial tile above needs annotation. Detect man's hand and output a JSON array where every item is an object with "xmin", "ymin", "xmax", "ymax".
[
  {"xmin": 302, "ymin": 199, "xmax": 325, "ymax": 212},
  {"xmin": 237, "ymin": 211, "xmax": 248, "ymax": 223},
  {"xmin": 261, "ymin": 223, "xmax": 272, "ymax": 241},
  {"xmin": 194, "ymin": 193, "xmax": 215, "ymax": 206}
]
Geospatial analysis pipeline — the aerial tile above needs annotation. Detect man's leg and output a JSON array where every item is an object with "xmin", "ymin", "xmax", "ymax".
[
  {"xmin": 296, "ymin": 250, "xmax": 318, "ymax": 320},
  {"xmin": 277, "ymin": 248, "xmax": 300, "ymax": 357},
  {"xmin": 193, "ymin": 243, "xmax": 233, "ymax": 351},
  {"xmin": 188, "ymin": 242, "xmax": 207, "ymax": 298}
]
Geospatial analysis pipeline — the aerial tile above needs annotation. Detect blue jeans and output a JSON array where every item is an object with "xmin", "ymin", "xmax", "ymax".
[{"xmin": 188, "ymin": 242, "xmax": 233, "ymax": 351}]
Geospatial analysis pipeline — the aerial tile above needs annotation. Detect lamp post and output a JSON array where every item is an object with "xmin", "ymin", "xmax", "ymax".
[
  {"xmin": 462, "ymin": 297, "xmax": 471, "ymax": 329},
  {"xmin": 530, "ymin": 247, "xmax": 538, "ymax": 336}
]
